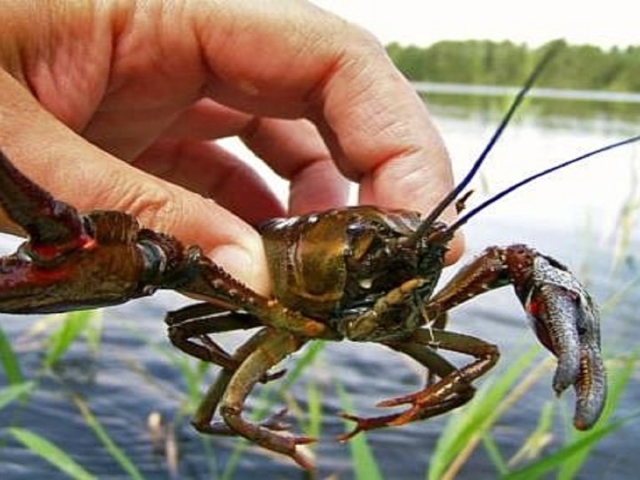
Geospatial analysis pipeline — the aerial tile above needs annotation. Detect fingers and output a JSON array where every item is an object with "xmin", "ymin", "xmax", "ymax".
[
  {"xmin": 0, "ymin": 72, "xmax": 271, "ymax": 293},
  {"xmin": 189, "ymin": 1, "xmax": 463, "ymax": 261},
  {"xmin": 160, "ymin": 100, "xmax": 352, "ymax": 214},
  {"xmin": 0, "ymin": 0, "xmax": 464, "ymax": 305},
  {"xmin": 132, "ymin": 137, "xmax": 285, "ymax": 226},
  {"xmin": 303, "ymin": 24, "xmax": 464, "ymax": 262},
  {"xmin": 189, "ymin": 2, "xmax": 453, "ymax": 205},
  {"xmin": 239, "ymin": 118, "xmax": 351, "ymax": 214}
]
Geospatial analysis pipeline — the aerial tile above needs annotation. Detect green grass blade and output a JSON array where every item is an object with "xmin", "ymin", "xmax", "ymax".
[
  {"xmin": 72, "ymin": 396, "xmax": 143, "ymax": 480},
  {"xmin": 482, "ymin": 433, "xmax": 508, "ymax": 475},
  {"xmin": 163, "ymin": 352, "xmax": 209, "ymax": 413},
  {"xmin": 0, "ymin": 325, "xmax": 24, "ymax": 384},
  {"xmin": 221, "ymin": 441, "xmax": 246, "ymax": 480},
  {"xmin": 281, "ymin": 340, "xmax": 325, "ymax": 389},
  {"xmin": 429, "ymin": 345, "xmax": 541, "ymax": 479},
  {"xmin": 305, "ymin": 379, "xmax": 323, "ymax": 440},
  {"xmin": 335, "ymin": 380, "xmax": 383, "ymax": 480},
  {"xmin": 8, "ymin": 427, "xmax": 96, "ymax": 480},
  {"xmin": 44, "ymin": 311, "xmax": 95, "ymax": 368},
  {"xmin": 83, "ymin": 311, "xmax": 104, "ymax": 356},
  {"xmin": 556, "ymin": 351, "xmax": 639, "ymax": 479},
  {"xmin": 504, "ymin": 413, "xmax": 640, "ymax": 480},
  {"xmin": 0, "ymin": 382, "xmax": 35, "ymax": 410},
  {"xmin": 506, "ymin": 401, "xmax": 554, "ymax": 468}
]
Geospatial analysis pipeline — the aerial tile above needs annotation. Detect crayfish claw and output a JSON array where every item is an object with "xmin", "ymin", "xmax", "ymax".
[
  {"xmin": 280, "ymin": 434, "xmax": 317, "ymax": 470},
  {"xmin": 543, "ymin": 290, "xmax": 582, "ymax": 397},
  {"xmin": 513, "ymin": 251, "xmax": 606, "ymax": 430},
  {"xmin": 573, "ymin": 343, "xmax": 607, "ymax": 430},
  {"xmin": 336, "ymin": 412, "xmax": 367, "ymax": 442},
  {"xmin": 0, "ymin": 148, "xmax": 86, "ymax": 249},
  {"xmin": 291, "ymin": 444, "xmax": 317, "ymax": 471}
]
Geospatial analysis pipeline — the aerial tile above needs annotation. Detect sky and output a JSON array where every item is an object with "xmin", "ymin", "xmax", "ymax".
[{"xmin": 312, "ymin": 1, "xmax": 639, "ymax": 49}]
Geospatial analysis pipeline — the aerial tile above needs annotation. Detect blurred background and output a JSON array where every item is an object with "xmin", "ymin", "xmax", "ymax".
[{"xmin": 1, "ymin": 1, "xmax": 639, "ymax": 479}]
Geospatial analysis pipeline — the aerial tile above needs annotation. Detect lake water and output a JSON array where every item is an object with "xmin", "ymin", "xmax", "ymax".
[{"xmin": 0, "ymin": 87, "xmax": 639, "ymax": 479}]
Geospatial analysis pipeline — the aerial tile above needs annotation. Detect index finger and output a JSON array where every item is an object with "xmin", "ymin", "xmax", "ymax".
[
  {"xmin": 192, "ymin": 1, "xmax": 463, "ymax": 261},
  {"xmin": 312, "ymin": 38, "xmax": 453, "ymax": 211},
  {"xmin": 194, "ymin": 2, "xmax": 461, "ymax": 258},
  {"xmin": 314, "ymin": 47, "xmax": 464, "ymax": 262},
  {"xmin": 197, "ymin": 4, "xmax": 454, "ymax": 213}
]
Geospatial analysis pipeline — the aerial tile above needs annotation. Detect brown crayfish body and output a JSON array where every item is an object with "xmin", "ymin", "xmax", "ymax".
[{"xmin": 261, "ymin": 207, "xmax": 445, "ymax": 335}]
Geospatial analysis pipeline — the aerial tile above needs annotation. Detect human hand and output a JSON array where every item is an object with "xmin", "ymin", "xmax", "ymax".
[{"xmin": 0, "ymin": 0, "xmax": 461, "ymax": 294}]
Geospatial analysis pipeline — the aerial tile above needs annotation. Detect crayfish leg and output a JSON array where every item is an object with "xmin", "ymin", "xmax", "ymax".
[
  {"xmin": 190, "ymin": 328, "xmax": 313, "ymax": 468},
  {"xmin": 338, "ymin": 328, "xmax": 497, "ymax": 440}
]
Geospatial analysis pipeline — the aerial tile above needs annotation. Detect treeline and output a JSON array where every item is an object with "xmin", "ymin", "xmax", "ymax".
[{"xmin": 386, "ymin": 39, "xmax": 640, "ymax": 92}]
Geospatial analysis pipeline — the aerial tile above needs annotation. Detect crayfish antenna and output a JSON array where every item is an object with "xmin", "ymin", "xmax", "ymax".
[
  {"xmin": 445, "ymin": 133, "xmax": 640, "ymax": 234},
  {"xmin": 454, "ymin": 190, "xmax": 474, "ymax": 214},
  {"xmin": 409, "ymin": 40, "xmax": 640, "ymax": 244},
  {"xmin": 0, "ymin": 149, "xmax": 88, "ymax": 255},
  {"xmin": 408, "ymin": 40, "xmax": 563, "ymax": 247}
]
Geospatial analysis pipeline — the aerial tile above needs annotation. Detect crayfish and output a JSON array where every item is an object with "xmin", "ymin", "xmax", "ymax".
[{"xmin": 0, "ymin": 49, "xmax": 638, "ymax": 469}]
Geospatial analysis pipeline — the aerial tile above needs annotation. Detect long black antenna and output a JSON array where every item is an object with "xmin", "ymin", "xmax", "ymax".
[
  {"xmin": 444, "ymin": 134, "xmax": 640, "ymax": 234},
  {"xmin": 408, "ymin": 41, "xmax": 562, "ymax": 246}
]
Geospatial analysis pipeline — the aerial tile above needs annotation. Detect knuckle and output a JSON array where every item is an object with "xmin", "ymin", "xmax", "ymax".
[{"xmin": 111, "ymin": 181, "xmax": 183, "ymax": 235}]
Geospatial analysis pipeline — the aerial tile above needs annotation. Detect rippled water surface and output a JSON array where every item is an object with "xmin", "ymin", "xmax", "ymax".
[{"xmin": 1, "ymin": 90, "xmax": 639, "ymax": 479}]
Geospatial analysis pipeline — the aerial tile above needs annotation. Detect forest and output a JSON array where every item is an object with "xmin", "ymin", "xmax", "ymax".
[{"xmin": 386, "ymin": 39, "xmax": 640, "ymax": 92}]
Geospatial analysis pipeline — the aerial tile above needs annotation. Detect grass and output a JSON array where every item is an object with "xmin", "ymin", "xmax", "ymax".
[
  {"xmin": 0, "ymin": 155, "xmax": 639, "ymax": 479},
  {"xmin": 8, "ymin": 427, "xmax": 96, "ymax": 480},
  {"xmin": 1, "ymin": 305, "xmax": 637, "ymax": 479}
]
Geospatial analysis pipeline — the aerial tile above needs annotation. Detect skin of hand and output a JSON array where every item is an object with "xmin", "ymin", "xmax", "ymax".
[{"xmin": 0, "ymin": 0, "xmax": 462, "ymax": 295}]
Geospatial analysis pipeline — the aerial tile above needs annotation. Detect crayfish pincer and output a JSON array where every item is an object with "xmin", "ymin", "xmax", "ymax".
[{"xmin": 0, "ymin": 49, "xmax": 637, "ymax": 469}]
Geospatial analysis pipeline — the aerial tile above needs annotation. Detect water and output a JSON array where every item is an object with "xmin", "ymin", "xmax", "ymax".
[
  {"xmin": 1, "ymin": 90, "xmax": 640, "ymax": 479},
  {"xmin": 414, "ymin": 82, "xmax": 640, "ymax": 104}
]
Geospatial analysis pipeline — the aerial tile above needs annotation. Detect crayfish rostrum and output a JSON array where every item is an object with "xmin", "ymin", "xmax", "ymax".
[{"xmin": 0, "ymin": 52, "xmax": 638, "ymax": 470}]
